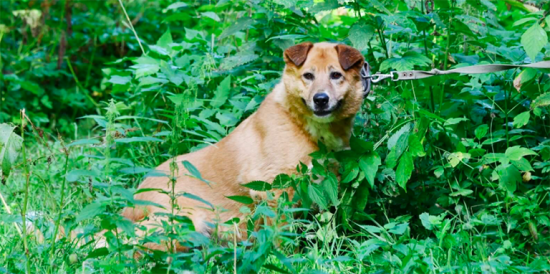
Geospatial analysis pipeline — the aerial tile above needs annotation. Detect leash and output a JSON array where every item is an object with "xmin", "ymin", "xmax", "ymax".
[{"xmin": 360, "ymin": 61, "xmax": 550, "ymax": 96}]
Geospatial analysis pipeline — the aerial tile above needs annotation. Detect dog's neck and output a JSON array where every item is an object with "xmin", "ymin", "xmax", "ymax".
[{"xmin": 272, "ymin": 83, "xmax": 353, "ymax": 151}]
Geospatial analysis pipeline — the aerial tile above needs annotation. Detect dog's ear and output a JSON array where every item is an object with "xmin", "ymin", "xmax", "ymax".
[
  {"xmin": 335, "ymin": 44, "xmax": 364, "ymax": 71},
  {"xmin": 284, "ymin": 42, "xmax": 313, "ymax": 67}
]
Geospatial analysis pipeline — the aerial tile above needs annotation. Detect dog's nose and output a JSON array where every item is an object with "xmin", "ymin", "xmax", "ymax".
[{"xmin": 313, "ymin": 93, "xmax": 329, "ymax": 108}]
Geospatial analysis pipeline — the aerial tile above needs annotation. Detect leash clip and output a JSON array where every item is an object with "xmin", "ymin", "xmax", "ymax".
[{"xmin": 370, "ymin": 71, "xmax": 398, "ymax": 83}]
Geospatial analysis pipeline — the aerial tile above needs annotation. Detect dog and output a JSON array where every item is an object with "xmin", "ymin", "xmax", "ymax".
[{"xmin": 120, "ymin": 42, "xmax": 366, "ymax": 251}]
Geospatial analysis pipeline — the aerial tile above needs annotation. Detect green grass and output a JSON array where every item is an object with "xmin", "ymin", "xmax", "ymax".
[{"xmin": 2, "ymin": 0, "xmax": 550, "ymax": 273}]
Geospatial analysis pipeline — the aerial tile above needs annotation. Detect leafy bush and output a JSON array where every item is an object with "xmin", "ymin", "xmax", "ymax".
[{"xmin": 1, "ymin": 0, "xmax": 550, "ymax": 273}]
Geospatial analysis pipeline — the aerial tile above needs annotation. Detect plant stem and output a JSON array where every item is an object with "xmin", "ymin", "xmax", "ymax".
[
  {"xmin": 84, "ymin": 35, "xmax": 97, "ymax": 88},
  {"xmin": 49, "ymin": 147, "xmax": 70, "ymax": 260},
  {"xmin": 421, "ymin": 2, "xmax": 435, "ymax": 113},
  {"xmin": 377, "ymin": 27, "xmax": 389, "ymax": 59},
  {"xmin": 20, "ymin": 110, "xmax": 31, "ymax": 274},
  {"xmin": 439, "ymin": 4, "xmax": 454, "ymax": 114},
  {"xmin": 65, "ymin": 57, "xmax": 98, "ymax": 107},
  {"xmin": 505, "ymin": 87, "xmax": 510, "ymax": 147},
  {"xmin": 117, "ymin": 0, "xmax": 145, "ymax": 55}
]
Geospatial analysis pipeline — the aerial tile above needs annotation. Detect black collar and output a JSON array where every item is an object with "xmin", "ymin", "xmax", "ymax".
[{"xmin": 360, "ymin": 62, "xmax": 371, "ymax": 98}]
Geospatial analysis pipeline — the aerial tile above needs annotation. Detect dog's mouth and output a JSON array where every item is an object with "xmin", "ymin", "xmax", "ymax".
[{"xmin": 302, "ymin": 98, "xmax": 343, "ymax": 117}]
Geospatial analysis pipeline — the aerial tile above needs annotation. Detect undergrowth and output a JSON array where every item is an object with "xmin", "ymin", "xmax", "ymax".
[{"xmin": 1, "ymin": 0, "xmax": 550, "ymax": 273}]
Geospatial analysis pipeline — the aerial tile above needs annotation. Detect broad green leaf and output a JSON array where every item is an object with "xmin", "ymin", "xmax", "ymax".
[
  {"xmin": 349, "ymin": 136, "xmax": 373, "ymax": 154},
  {"xmin": 253, "ymin": 206, "xmax": 276, "ymax": 218},
  {"xmin": 86, "ymin": 247, "xmax": 109, "ymax": 259},
  {"xmin": 434, "ymin": 166, "xmax": 444, "ymax": 178},
  {"xmin": 321, "ymin": 173, "xmax": 339, "ymax": 206},
  {"xmin": 505, "ymin": 146, "xmax": 537, "ymax": 161},
  {"xmin": 241, "ymin": 181, "xmax": 272, "ymax": 191},
  {"xmin": 272, "ymin": 250, "xmax": 298, "ymax": 274},
  {"xmin": 388, "ymin": 123, "xmax": 411, "ymax": 150},
  {"xmin": 226, "ymin": 195, "xmax": 253, "ymax": 205},
  {"xmin": 367, "ymin": 0, "xmax": 391, "ymax": 14},
  {"xmin": 419, "ymin": 212, "xmax": 443, "ymax": 230},
  {"xmin": 449, "ymin": 189, "xmax": 473, "ymax": 197},
  {"xmin": 518, "ymin": 68, "xmax": 538, "ymax": 84},
  {"xmin": 408, "ymin": 134, "xmax": 426, "ymax": 157},
  {"xmin": 521, "ymin": 23, "xmax": 548, "ymax": 61},
  {"xmin": 396, "ymin": 151, "xmax": 413, "ymax": 190},
  {"xmin": 272, "ymin": 0, "xmax": 297, "ymax": 8},
  {"xmin": 342, "ymin": 164, "xmax": 359, "ymax": 183},
  {"xmin": 475, "ymin": 124, "xmax": 489, "ymax": 139},
  {"xmin": 201, "ymin": 12, "xmax": 220, "ymax": 22},
  {"xmin": 179, "ymin": 192, "xmax": 214, "ymax": 209},
  {"xmin": 308, "ymin": 184, "xmax": 327, "ymax": 210},
  {"xmin": 163, "ymin": 2, "xmax": 188, "ymax": 12},
  {"xmin": 0, "ymin": 124, "xmax": 23, "ymax": 180},
  {"xmin": 160, "ymin": 61, "xmax": 184, "ymax": 86},
  {"xmin": 512, "ymin": 17, "xmax": 538, "ymax": 27},
  {"xmin": 358, "ymin": 152, "xmax": 381, "ymax": 188},
  {"xmin": 76, "ymin": 202, "xmax": 106, "ymax": 222},
  {"xmin": 211, "ymin": 76, "xmax": 231, "ymax": 108},
  {"xmin": 310, "ymin": 0, "xmax": 339, "ymax": 13},
  {"xmin": 385, "ymin": 148, "xmax": 398, "ymax": 169},
  {"xmin": 108, "ymin": 75, "xmax": 131, "ymax": 85},
  {"xmin": 219, "ymin": 17, "xmax": 254, "ymax": 39},
  {"xmin": 182, "ymin": 160, "xmax": 211, "ymax": 186},
  {"xmin": 511, "ymin": 158, "xmax": 534, "ymax": 172},
  {"xmin": 348, "ymin": 22, "xmax": 375, "ymax": 51},
  {"xmin": 20, "ymin": 81, "xmax": 44, "ymax": 95},
  {"xmin": 531, "ymin": 93, "xmax": 550, "ymax": 109},
  {"xmin": 135, "ymin": 188, "xmax": 166, "ymax": 195},
  {"xmin": 513, "ymin": 111, "xmax": 530, "ymax": 128},
  {"xmin": 272, "ymin": 173, "xmax": 292, "ymax": 189},
  {"xmin": 387, "ymin": 223, "xmax": 408, "ymax": 235},
  {"xmin": 494, "ymin": 164, "xmax": 521, "ymax": 193},
  {"xmin": 220, "ymin": 53, "xmax": 258, "ymax": 70},
  {"xmin": 156, "ymin": 28, "xmax": 173, "ymax": 49},
  {"xmin": 447, "ymin": 152, "xmax": 471, "ymax": 167},
  {"xmin": 380, "ymin": 51, "xmax": 431, "ymax": 71},
  {"xmin": 444, "ymin": 117, "xmax": 469, "ymax": 126},
  {"xmin": 352, "ymin": 180, "xmax": 370, "ymax": 212},
  {"xmin": 435, "ymin": 0, "xmax": 451, "ymax": 9},
  {"xmin": 419, "ymin": 212, "xmax": 433, "ymax": 230},
  {"xmin": 115, "ymin": 218, "xmax": 135, "ymax": 237},
  {"xmin": 66, "ymin": 169, "xmax": 99, "ymax": 182},
  {"xmin": 131, "ymin": 64, "xmax": 160, "ymax": 78}
]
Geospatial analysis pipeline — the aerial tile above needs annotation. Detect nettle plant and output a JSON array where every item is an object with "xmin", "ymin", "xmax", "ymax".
[
  {"xmin": 89, "ymin": 0, "xmax": 550, "ymax": 271},
  {"xmin": 2, "ymin": 0, "xmax": 550, "ymax": 273}
]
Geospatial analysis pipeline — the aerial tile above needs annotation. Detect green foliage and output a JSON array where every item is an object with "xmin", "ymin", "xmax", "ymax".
[
  {"xmin": 2, "ymin": 0, "xmax": 550, "ymax": 273},
  {"xmin": 0, "ymin": 124, "xmax": 22, "ymax": 181}
]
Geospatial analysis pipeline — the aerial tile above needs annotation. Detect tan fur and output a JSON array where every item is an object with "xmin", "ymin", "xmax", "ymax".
[{"xmin": 121, "ymin": 42, "xmax": 365, "ymax": 251}]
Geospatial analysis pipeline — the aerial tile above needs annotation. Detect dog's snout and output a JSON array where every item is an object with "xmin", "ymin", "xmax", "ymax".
[{"xmin": 313, "ymin": 93, "xmax": 329, "ymax": 108}]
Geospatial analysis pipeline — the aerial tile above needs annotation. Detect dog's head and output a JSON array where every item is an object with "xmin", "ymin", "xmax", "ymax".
[{"xmin": 282, "ymin": 42, "xmax": 365, "ymax": 122}]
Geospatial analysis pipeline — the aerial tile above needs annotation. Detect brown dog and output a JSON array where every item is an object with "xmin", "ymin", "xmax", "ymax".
[{"xmin": 121, "ymin": 42, "xmax": 365, "ymax": 250}]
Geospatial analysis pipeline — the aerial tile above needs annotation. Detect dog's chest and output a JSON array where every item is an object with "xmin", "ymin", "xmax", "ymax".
[{"xmin": 304, "ymin": 120, "xmax": 345, "ymax": 150}]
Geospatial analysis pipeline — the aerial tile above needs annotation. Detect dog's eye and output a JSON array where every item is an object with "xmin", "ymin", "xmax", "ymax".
[
  {"xmin": 330, "ymin": 72, "xmax": 343, "ymax": 80},
  {"xmin": 303, "ymin": 73, "xmax": 315, "ymax": 80}
]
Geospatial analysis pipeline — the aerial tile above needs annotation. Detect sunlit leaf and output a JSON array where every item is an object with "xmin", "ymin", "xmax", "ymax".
[
  {"xmin": 396, "ymin": 151, "xmax": 413, "ymax": 190},
  {"xmin": 521, "ymin": 23, "xmax": 547, "ymax": 61},
  {"xmin": 0, "ymin": 124, "xmax": 22, "ymax": 181}
]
